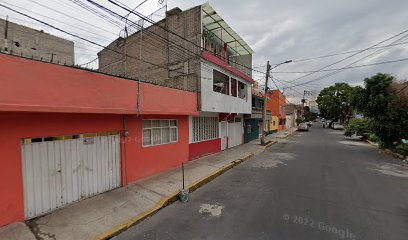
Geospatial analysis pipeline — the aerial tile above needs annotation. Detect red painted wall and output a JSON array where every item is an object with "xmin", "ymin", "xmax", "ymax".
[
  {"xmin": 0, "ymin": 54, "xmax": 198, "ymax": 116},
  {"xmin": 0, "ymin": 112, "xmax": 193, "ymax": 227},
  {"xmin": 124, "ymin": 115, "xmax": 190, "ymax": 182},
  {"xmin": 189, "ymin": 139, "xmax": 221, "ymax": 160},
  {"xmin": 0, "ymin": 112, "xmax": 123, "ymax": 227},
  {"xmin": 139, "ymin": 84, "xmax": 198, "ymax": 116},
  {"xmin": 0, "ymin": 54, "xmax": 138, "ymax": 114}
]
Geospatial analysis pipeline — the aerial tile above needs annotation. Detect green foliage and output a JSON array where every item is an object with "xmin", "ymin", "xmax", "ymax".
[
  {"xmin": 296, "ymin": 118, "xmax": 302, "ymax": 125},
  {"xmin": 367, "ymin": 133, "xmax": 380, "ymax": 143},
  {"xmin": 395, "ymin": 144, "xmax": 408, "ymax": 156},
  {"xmin": 317, "ymin": 83, "xmax": 354, "ymax": 123},
  {"xmin": 304, "ymin": 108, "xmax": 318, "ymax": 122},
  {"xmin": 350, "ymin": 73, "xmax": 394, "ymax": 117},
  {"xmin": 348, "ymin": 73, "xmax": 408, "ymax": 146},
  {"xmin": 344, "ymin": 118, "xmax": 371, "ymax": 138}
]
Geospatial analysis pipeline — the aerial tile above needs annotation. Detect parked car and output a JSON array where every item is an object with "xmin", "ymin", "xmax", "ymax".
[
  {"xmin": 332, "ymin": 123, "xmax": 344, "ymax": 130},
  {"xmin": 307, "ymin": 121, "xmax": 313, "ymax": 127},
  {"xmin": 325, "ymin": 120, "xmax": 332, "ymax": 128},
  {"xmin": 298, "ymin": 123, "xmax": 309, "ymax": 131}
]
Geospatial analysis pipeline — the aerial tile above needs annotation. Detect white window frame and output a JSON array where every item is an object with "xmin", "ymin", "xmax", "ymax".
[
  {"xmin": 192, "ymin": 117, "xmax": 218, "ymax": 143},
  {"xmin": 142, "ymin": 119, "xmax": 178, "ymax": 147}
]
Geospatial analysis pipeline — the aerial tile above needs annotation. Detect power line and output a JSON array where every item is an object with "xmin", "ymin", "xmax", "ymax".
[
  {"xmin": 397, "ymin": 82, "xmax": 408, "ymax": 94},
  {"xmin": 0, "ymin": 3, "xmax": 194, "ymax": 80},
  {"xmin": 106, "ymin": 0, "xmax": 264, "ymax": 76},
  {"xmin": 83, "ymin": 0, "xmax": 202, "ymax": 63},
  {"xmin": 270, "ymin": 57, "xmax": 408, "ymax": 74},
  {"xmin": 0, "ymin": 0, "xmax": 114, "ymax": 41},
  {"xmin": 67, "ymin": 0, "xmax": 125, "ymax": 29},
  {"xmin": 289, "ymin": 34, "xmax": 408, "ymax": 89},
  {"xmin": 28, "ymin": 0, "xmax": 121, "ymax": 34},
  {"xmin": 74, "ymin": 0, "xmax": 203, "ymax": 74},
  {"xmin": 286, "ymin": 28, "xmax": 408, "ymax": 83},
  {"xmin": 263, "ymin": 41, "xmax": 408, "ymax": 66},
  {"xmin": 0, "ymin": 15, "xmax": 102, "ymax": 54}
]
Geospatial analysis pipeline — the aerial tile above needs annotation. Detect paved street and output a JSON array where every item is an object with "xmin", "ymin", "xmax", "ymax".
[{"xmin": 114, "ymin": 124, "xmax": 408, "ymax": 240}]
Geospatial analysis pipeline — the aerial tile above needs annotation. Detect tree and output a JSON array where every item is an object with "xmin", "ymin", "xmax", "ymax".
[
  {"xmin": 303, "ymin": 106, "xmax": 317, "ymax": 121},
  {"xmin": 349, "ymin": 73, "xmax": 408, "ymax": 146},
  {"xmin": 316, "ymin": 83, "xmax": 354, "ymax": 123}
]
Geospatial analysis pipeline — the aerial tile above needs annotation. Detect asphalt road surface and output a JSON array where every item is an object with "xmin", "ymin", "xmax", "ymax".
[{"xmin": 113, "ymin": 124, "xmax": 408, "ymax": 240}]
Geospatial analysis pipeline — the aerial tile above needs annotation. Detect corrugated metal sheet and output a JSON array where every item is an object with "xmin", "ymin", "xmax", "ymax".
[{"xmin": 21, "ymin": 134, "xmax": 121, "ymax": 219}]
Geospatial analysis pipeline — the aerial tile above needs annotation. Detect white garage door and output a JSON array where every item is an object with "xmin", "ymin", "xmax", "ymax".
[
  {"xmin": 227, "ymin": 117, "xmax": 243, "ymax": 148},
  {"xmin": 21, "ymin": 133, "xmax": 121, "ymax": 219}
]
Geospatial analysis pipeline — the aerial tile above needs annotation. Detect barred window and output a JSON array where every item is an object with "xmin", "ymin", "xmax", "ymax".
[
  {"xmin": 192, "ymin": 117, "xmax": 218, "ymax": 142},
  {"xmin": 142, "ymin": 120, "xmax": 178, "ymax": 147}
]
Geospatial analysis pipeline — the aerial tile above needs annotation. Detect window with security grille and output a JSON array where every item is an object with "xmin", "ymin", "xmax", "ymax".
[
  {"xmin": 192, "ymin": 117, "xmax": 218, "ymax": 142},
  {"xmin": 142, "ymin": 120, "xmax": 178, "ymax": 146}
]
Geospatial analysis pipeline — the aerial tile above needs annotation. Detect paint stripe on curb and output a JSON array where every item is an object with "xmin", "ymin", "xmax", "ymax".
[
  {"xmin": 264, "ymin": 141, "xmax": 277, "ymax": 149},
  {"xmin": 366, "ymin": 140, "xmax": 405, "ymax": 160},
  {"xmin": 94, "ymin": 143, "xmax": 280, "ymax": 239}
]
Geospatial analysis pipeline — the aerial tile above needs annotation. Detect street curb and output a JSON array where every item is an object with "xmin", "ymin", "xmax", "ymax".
[
  {"xmin": 263, "ymin": 140, "xmax": 277, "ymax": 149},
  {"xmin": 281, "ymin": 129, "xmax": 297, "ymax": 139},
  {"xmin": 94, "ymin": 191, "xmax": 180, "ymax": 240},
  {"xmin": 383, "ymin": 148, "xmax": 405, "ymax": 160},
  {"xmin": 366, "ymin": 140, "xmax": 405, "ymax": 160},
  {"xmin": 94, "ymin": 150, "xmax": 266, "ymax": 240}
]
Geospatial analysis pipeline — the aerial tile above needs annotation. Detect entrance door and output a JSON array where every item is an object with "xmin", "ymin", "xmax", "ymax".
[
  {"xmin": 227, "ymin": 117, "xmax": 243, "ymax": 148},
  {"xmin": 21, "ymin": 133, "xmax": 121, "ymax": 219},
  {"xmin": 220, "ymin": 121, "xmax": 227, "ymax": 150}
]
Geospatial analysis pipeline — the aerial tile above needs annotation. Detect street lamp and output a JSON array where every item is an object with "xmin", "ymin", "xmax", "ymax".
[
  {"xmin": 271, "ymin": 60, "xmax": 293, "ymax": 70},
  {"xmin": 261, "ymin": 60, "xmax": 292, "ymax": 145}
]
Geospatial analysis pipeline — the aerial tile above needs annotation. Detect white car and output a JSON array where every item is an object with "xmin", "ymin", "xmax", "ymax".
[
  {"xmin": 332, "ymin": 123, "xmax": 344, "ymax": 130},
  {"xmin": 297, "ymin": 123, "xmax": 309, "ymax": 131}
]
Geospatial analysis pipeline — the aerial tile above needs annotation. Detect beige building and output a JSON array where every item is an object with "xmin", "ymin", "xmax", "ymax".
[{"xmin": 0, "ymin": 18, "xmax": 75, "ymax": 65}]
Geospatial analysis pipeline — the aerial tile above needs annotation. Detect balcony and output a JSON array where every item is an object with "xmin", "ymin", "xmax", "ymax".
[{"xmin": 201, "ymin": 3, "xmax": 253, "ymax": 78}]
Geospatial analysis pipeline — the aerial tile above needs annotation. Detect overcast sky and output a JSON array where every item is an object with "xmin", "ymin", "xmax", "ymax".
[{"xmin": 1, "ymin": 0, "xmax": 408, "ymax": 103}]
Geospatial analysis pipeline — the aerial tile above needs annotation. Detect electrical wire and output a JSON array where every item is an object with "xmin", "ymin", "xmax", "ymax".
[
  {"xmin": 270, "ymin": 57, "xmax": 408, "ymax": 74},
  {"xmin": 250, "ymin": 41, "xmax": 408, "ymax": 69},
  {"xmin": 0, "ymin": 3, "xmax": 196, "ymax": 81},
  {"xmin": 106, "ymin": 0, "xmax": 265, "ymax": 76},
  {"xmin": 0, "ymin": 0, "xmax": 113, "ymax": 41},
  {"xmin": 286, "ymin": 28, "xmax": 408, "ymax": 83},
  {"xmin": 289, "ymin": 33, "xmax": 408, "ymax": 88}
]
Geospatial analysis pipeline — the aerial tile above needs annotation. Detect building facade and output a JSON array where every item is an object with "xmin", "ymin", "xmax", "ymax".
[
  {"xmin": 0, "ymin": 54, "xmax": 197, "ymax": 227},
  {"xmin": 98, "ymin": 3, "xmax": 254, "ymax": 160},
  {"xmin": 285, "ymin": 103, "xmax": 301, "ymax": 128},
  {"xmin": 266, "ymin": 90, "xmax": 287, "ymax": 132},
  {"xmin": 0, "ymin": 18, "xmax": 75, "ymax": 65},
  {"xmin": 244, "ymin": 83, "xmax": 271, "ymax": 143}
]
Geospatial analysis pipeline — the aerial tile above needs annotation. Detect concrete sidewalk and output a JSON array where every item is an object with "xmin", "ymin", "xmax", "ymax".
[{"xmin": 1, "ymin": 128, "xmax": 297, "ymax": 240}]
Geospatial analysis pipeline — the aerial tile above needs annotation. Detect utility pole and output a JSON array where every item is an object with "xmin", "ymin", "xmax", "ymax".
[
  {"xmin": 301, "ymin": 90, "xmax": 306, "ymax": 119},
  {"xmin": 302, "ymin": 90, "xmax": 312, "ymax": 119},
  {"xmin": 261, "ymin": 61, "xmax": 271, "ymax": 145}
]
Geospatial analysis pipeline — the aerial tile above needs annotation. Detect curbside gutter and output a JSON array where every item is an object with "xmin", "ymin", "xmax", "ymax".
[
  {"xmin": 366, "ymin": 140, "xmax": 406, "ymax": 160},
  {"xmin": 94, "ymin": 141, "xmax": 278, "ymax": 240}
]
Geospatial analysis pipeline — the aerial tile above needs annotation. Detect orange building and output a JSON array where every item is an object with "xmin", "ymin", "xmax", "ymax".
[{"xmin": 266, "ymin": 90, "xmax": 287, "ymax": 132}]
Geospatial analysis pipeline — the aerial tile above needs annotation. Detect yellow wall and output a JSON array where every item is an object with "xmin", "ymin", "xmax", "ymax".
[{"xmin": 270, "ymin": 116, "xmax": 279, "ymax": 131}]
